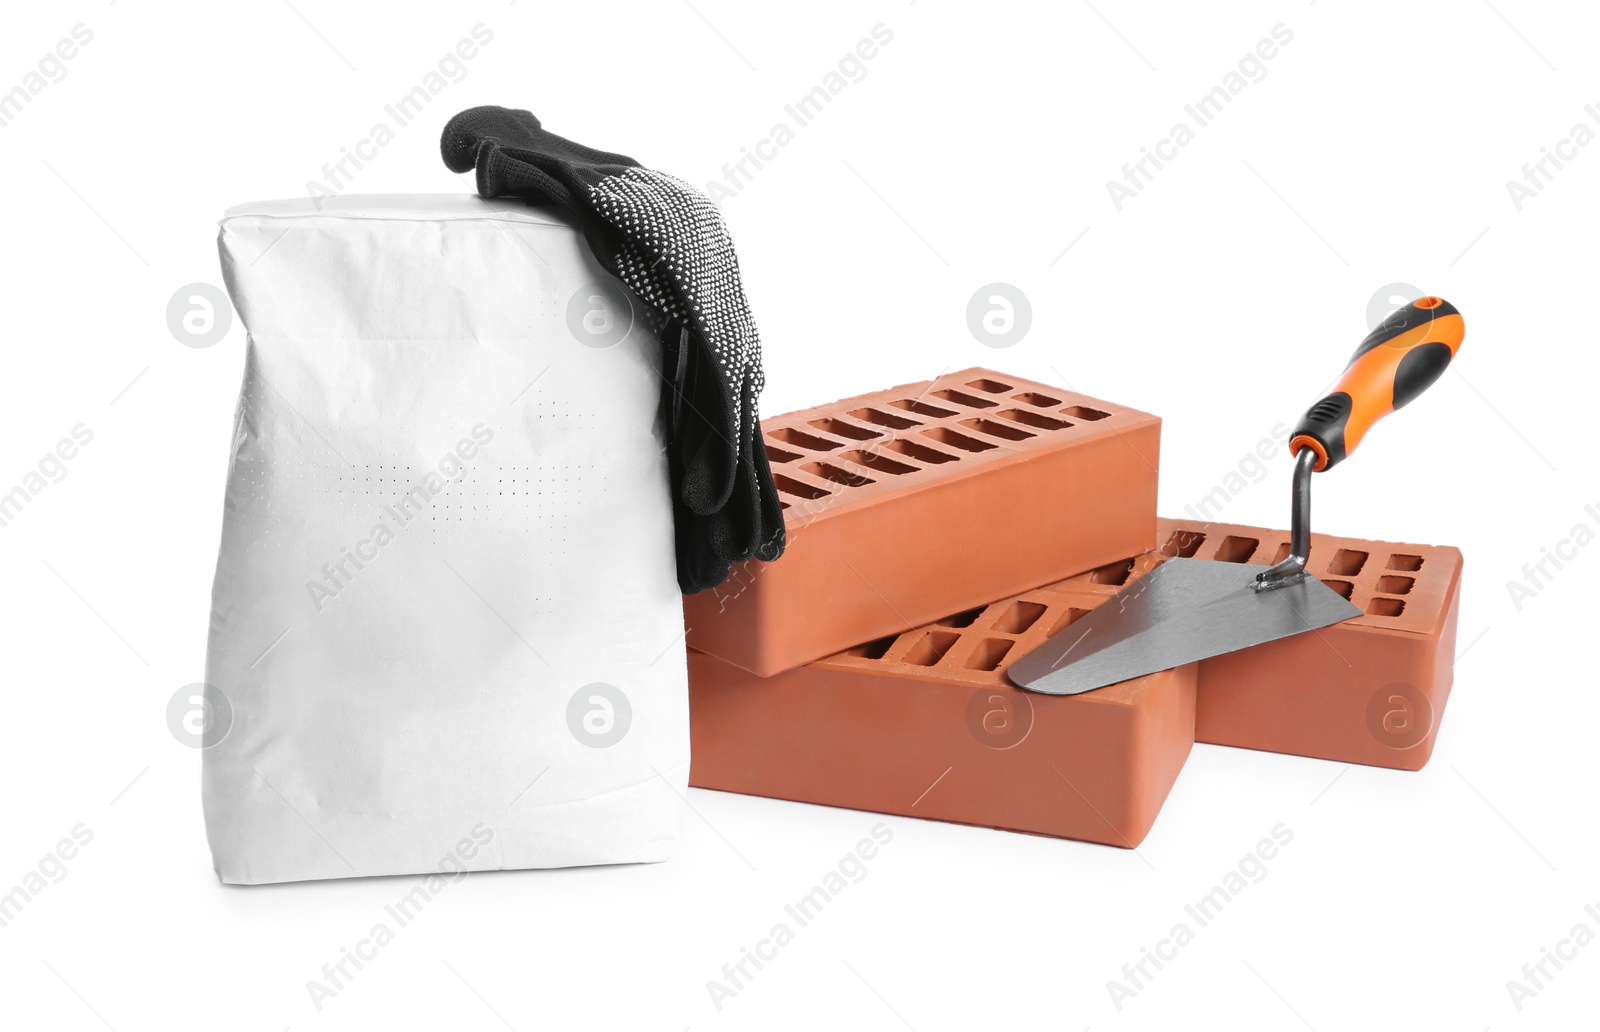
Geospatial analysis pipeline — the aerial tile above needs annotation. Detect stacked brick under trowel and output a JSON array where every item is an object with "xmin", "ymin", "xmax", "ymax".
[{"xmin": 684, "ymin": 370, "xmax": 1462, "ymax": 847}]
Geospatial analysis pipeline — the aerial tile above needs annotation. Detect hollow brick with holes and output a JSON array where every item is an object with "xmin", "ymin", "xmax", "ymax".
[
  {"xmin": 687, "ymin": 582, "xmax": 1196, "ymax": 847},
  {"xmin": 682, "ymin": 368, "xmax": 1161, "ymax": 676},
  {"xmin": 1046, "ymin": 517, "xmax": 1463, "ymax": 770}
]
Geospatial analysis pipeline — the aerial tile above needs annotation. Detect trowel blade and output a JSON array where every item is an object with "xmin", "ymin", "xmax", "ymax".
[{"xmin": 1005, "ymin": 558, "xmax": 1364, "ymax": 696}]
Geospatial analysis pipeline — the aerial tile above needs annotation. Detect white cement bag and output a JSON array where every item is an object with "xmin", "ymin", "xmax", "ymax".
[{"xmin": 205, "ymin": 195, "xmax": 688, "ymax": 885}]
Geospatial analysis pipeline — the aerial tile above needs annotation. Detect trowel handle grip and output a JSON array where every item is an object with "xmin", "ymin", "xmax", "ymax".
[{"xmin": 1290, "ymin": 295, "xmax": 1465, "ymax": 471}]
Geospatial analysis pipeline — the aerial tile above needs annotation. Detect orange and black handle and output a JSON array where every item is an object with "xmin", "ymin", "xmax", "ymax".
[{"xmin": 1290, "ymin": 296, "xmax": 1465, "ymax": 471}]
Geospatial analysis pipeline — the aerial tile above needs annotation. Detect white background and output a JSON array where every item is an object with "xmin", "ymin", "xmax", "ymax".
[{"xmin": 0, "ymin": 1, "xmax": 1594, "ymax": 1029}]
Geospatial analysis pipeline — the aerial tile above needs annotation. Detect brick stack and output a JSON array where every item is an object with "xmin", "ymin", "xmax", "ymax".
[{"xmin": 683, "ymin": 370, "xmax": 1462, "ymax": 846}]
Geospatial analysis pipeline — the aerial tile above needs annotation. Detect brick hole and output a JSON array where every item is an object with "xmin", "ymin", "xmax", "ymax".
[
  {"xmin": 889, "ymin": 398, "xmax": 958, "ymax": 418},
  {"xmin": 771, "ymin": 473, "xmax": 831, "ymax": 500},
  {"xmin": 921, "ymin": 427, "xmax": 997, "ymax": 452},
  {"xmin": 936, "ymin": 606, "xmax": 986, "ymax": 628},
  {"xmin": 1377, "ymin": 575, "xmax": 1415, "ymax": 595},
  {"xmin": 1216, "ymin": 535, "xmax": 1260, "ymax": 563},
  {"xmin": 765, "ymin": 444, "xmax": 803, "ymax": 464},
  {"xmin": 846, "ymin": 634, "xmax": 897, "ymax": 660},
  {"xmin": 849, "ymin": 407, "xmax": 921, "ymax": 430},
  {"xmin": 1388, "ymin": 554, "xmax": 1424, "ymax": 571},
  {"xmin": 960, "ymin": 417, "xmax": 1035, "ymax": 442},
  {"xmin": 1367, "ymin": 597, "xmax": 1406, "ymax": 617},
  {"xmin": 769, "ymin": 426, "xmax": 840, "ymax": 451},
  {"xmin": 967, "ymin": 637, "xmax": 1016, "ymax": 671},
  {"xmin": 838, "ymin": 449, "xmax": 917, "ymax": 476},
  {"xmin": 798, "ymin": 461, "xmax": 874, "ymax": 488},
  {"xmin": 994, "ymin": 601, "xmax": 1047, "ymax": 633},
  {"xmin": 966, "ymin": 378, "xmax": 1014, "ymax": 394},
  {"xmin": 1329, "ymin": 549, "xmax": 1369, "ymax": 576},
  {"xmin": 1161, "ymin": 530, "xmax": 1206, "ymax": 558},
  {"xmin": 1324, "ymin": 578, "xmax": 1355, "ymax": 600},
  {"xmin": 1046, "ymin": 607, "xmax": 1090, "ymax": 637},
  {"xmin": 1013, "ymin": 391, "xmax": 1062, "ymax": 408},
  {"xmin": 1061, "ymin": 405, "xmax": 1110, "ymax": 421},
  {"xmin": 996, "ymin": 408, "xmax": 1073, "ymax": 431},
  {"xmin": 1090, "ymin": 559, "xmax": 1135, "ymax": 585},
  {"xmin": 884, "ymin": 438, "xmax": 959, "ymax": 464},
  {"xmin": 808, "ymin": 417, "xmax": 880, "ymax": 441},
  {"xmin": 931, "ymin": 388, "xmax": 998, "ymax": 409},
  {"xmin": 902, "ymin": 629, "xmax": 960, "ymax": 666}
]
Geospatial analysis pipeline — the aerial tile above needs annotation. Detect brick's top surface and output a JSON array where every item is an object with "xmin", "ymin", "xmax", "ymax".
[
  {"xmin": 1045, "ymin": 517, "xmax": 1463, "ymax": 638},
  {"xmin": 762, "ymin": 368, "xmax": 1158, "ymax": 524},
  {"xmin": 814, "ymin": 582, "xmax": 1171, "ymax": 709}
]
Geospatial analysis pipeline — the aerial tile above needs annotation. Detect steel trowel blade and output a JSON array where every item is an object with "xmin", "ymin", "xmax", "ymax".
[{"xmin": 1005, "ymin": 558, "xmax": 1364, "ymax": 696}]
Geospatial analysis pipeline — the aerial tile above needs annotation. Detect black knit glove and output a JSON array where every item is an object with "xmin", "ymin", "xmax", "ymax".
[{"xmin": 442, "ymin": 107, "xmax": 785, "ymax": 592}]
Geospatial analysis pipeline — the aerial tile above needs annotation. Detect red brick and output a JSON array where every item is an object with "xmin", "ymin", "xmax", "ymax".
[
  {"xmin": 1047, "ymin": 518, "xmax": 1463, "ymax": 770},
  {"xmin": 689, "ymin": 582, "xmax": 1195, "ymax": 848},
  {"xmin": 685, "ymin": 368, "xmax": 1160, "ymax": 677}
]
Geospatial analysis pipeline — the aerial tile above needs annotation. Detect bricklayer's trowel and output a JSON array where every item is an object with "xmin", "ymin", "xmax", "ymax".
[{"xmin": 1008, "ymin": 296, "xmax": 1465, "ymax": 696}]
